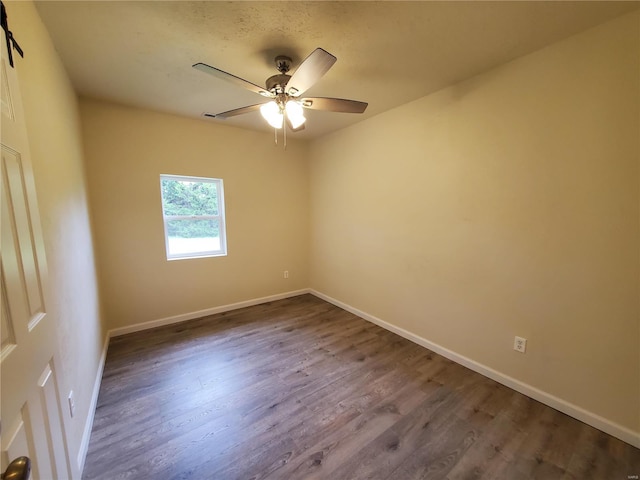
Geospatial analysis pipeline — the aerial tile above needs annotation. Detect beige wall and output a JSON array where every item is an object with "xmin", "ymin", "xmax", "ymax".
[
  {"xmin": 80, "ymin": 100, "xmax": 309, "ymax": 330},
  {"xmin": 7, "ymin": 2, "xmax": 104, "ymax": 477},
  {"xmin": 309, "ymin": 11, "xmax": 640, "ymax": 434}
]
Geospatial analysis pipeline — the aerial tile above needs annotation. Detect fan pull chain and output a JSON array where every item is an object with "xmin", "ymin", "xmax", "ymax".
[{"xmin": 284, "ymin": 118, "xmax": 287, "ymax": 150}]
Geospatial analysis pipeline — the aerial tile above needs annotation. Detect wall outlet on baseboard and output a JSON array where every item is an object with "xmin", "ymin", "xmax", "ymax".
[
  {"xmin": 283, "ymin": 270, "xmax": 289, "ymax": 279},
  {"xmin": 514, "ymin": 336, "xmax": 527, "ymax": 353}
]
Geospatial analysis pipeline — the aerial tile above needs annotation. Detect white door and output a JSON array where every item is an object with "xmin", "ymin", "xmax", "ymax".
[{"xmin": 1, "ymin": 10, "xmax": 71, "ymax": 480}]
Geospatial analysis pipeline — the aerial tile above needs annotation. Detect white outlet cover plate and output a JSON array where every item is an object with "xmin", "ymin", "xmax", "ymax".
[{"xmin": 514, "ymin": 336, "xmax": 527, "ymax": 353}]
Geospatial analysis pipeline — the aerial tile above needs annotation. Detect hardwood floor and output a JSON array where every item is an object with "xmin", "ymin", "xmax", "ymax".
[{"xmin": 82, "ymin": 294, "xmax": 639, "ymax": 479}]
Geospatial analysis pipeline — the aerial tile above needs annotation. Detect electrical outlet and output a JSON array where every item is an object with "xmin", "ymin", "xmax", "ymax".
[
  {"xmin": 68, "ymin": 391, "xmax": 75, "ymax": 418},
  {"xmin": 283, "ymin": 270, "xmax": 289, "ymax": 279},
  {"xmin": 514, "ymin": 336, "xmax": 527, "ymax": 353}
]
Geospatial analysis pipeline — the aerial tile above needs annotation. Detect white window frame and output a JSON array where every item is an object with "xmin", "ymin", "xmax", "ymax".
[{"xmin": 160, "ymin": 174, "xmax": 227, "ymax": 260}]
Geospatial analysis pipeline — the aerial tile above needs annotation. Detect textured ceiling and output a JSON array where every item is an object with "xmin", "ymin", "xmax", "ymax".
[{"xmin": 35, "ymin": 1, "xmax": 639, "ymax": 140}]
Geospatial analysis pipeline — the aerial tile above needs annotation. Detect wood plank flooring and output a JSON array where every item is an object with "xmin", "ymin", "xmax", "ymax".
[{"xmin": 82, "ymin": 294, "xmax": 640, "ymax": 479}]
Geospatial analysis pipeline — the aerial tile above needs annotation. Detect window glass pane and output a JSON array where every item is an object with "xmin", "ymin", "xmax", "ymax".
[
  {"xmin": 166, "ymin": 219, "xmax": 221, "ymax": 256},
  {"xmin": 161, "ymin": 178, "xmax": 219, "ymax": 216}
]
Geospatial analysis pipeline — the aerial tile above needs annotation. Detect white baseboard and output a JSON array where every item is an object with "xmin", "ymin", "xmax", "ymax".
[
  {"xmin": 309, "ymin": 289, "xmax": 640, "ymax": 449},
  {"xmin": 77, "ymin": 333, "xmax": 110, "ymax": 473},
  {"xmin": 108, "ymin": 289, "xmax": 311, "ymax": 337}
]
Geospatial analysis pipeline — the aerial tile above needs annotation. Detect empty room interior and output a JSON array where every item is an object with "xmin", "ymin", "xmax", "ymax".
[{"xmin": 1, "ymin": 1, "xmax": 639, "ymax": 479}]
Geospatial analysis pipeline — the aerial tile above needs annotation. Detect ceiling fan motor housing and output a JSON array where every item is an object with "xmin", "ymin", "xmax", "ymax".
[{"xmin": 266, "ymin": 74, "xmax": 291, "ymax": 94}]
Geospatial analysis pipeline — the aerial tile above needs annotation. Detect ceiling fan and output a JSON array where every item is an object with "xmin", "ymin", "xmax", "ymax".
[{"xmin": 193, "ymin": 48, "xmax": 368, "ymax": 135}]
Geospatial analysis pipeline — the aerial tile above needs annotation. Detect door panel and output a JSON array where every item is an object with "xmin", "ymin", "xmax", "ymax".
[
  {"xmin": 38, "ymin": 363, "xmax": 69, "ymax": 479},
  {"xmin": 3, "ymin": 145, "xmax": 46, "ymax": 329}
]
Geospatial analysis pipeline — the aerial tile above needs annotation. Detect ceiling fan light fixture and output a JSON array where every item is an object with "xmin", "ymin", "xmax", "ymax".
[
  {"xmin": 260, "ymin": 101, "xmax": 283, "ymax": 129},
  {"xmin": 285, "ymin": 100, "xmax": 306, "ymax": 129}
]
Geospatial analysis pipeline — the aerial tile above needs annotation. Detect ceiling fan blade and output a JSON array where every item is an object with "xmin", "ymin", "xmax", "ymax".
[
  {"xmin": 193, "ymin": 63, "xmax": 272, "ymax": 97},
  {"xmin": 286, "ymin": 48, "xmax": 336, "ymax": 97},
  {"xmin": 300, "ymin": 97, "xmax": 368, "ymax": 113},
  {"xmin": 206, "ymin": 103, "xmax": 266, "ymax": 119}
]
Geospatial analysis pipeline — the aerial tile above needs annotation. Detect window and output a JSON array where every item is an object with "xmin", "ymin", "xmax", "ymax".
[{"xmin": 160, "ymin": 174, "xmax": 227, "ymax": 260}]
